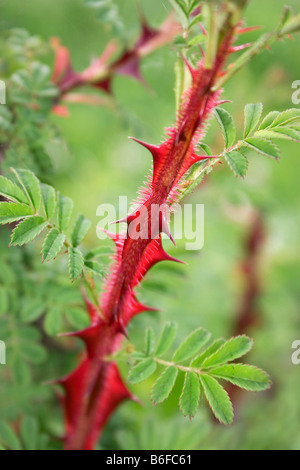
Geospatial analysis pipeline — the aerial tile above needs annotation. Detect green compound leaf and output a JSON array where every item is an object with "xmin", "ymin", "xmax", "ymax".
[
  {"xmin": 244, "ymin": 103, "xmax": 263, "ymax": 138},
  {"xmin": 202, "ymin": 335, "xmax": 253, "ymax": 369},
  {"xmin": 214, "ymin": 107, "xmax": 236, "ymax": 149},
  {"xmin": 179, "ymin": 372, "xmax": 201, "ymax": 419},
  {"xmin": 210, "ymin": 364, "xmax": 271, "ymax": 391},
  {"xmin": 128, "ymin": 358, "xmax": 157, "ymax": 384},
  {"xmin": 151, "ymin": 366, "xmax": 178, "ymax": 405},
  {"xmin": 10, "ymin": 216, "xmax": 48, "ymax": 246},
  {"xmin": 0, "ymin": 202, "xmax": 34, "ymax": 224},
  {"xmin": 41, "ymin": 228, "xmax": 65, "ymax": 262},
  {"xmin": 200, "ymin": 374, "xmax": 233, "ymax": 425}
]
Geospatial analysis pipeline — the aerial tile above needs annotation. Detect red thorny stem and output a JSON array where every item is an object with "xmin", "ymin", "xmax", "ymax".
[
  {"xmin": 51, "ymin": 13, "xmax": 180, "ymax": 116},
  {"xmin": 57, "ymin": 9, "xmax": 246, "ymax": 450}
]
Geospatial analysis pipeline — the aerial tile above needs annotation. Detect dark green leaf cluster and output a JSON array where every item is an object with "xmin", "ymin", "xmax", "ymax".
[
  {"xmin": 0, "ymin": 168, "xmax": 105, "ymax": 281},
  {"xmin": 0, "ymin": 417, "xmax": 50, "ymax": 450},
  {"xmin": 0, "ymin": 30, "xmax": 62, "ymax": 177}
]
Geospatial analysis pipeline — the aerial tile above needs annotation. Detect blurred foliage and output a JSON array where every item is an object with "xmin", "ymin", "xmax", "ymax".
[{"xmin": 0, "ymin": 0, "xmax": 299, "ymax": 450}]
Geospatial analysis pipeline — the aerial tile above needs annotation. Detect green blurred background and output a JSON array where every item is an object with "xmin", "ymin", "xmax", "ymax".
[{"xmin": 0, "ymin": 0, "xmax": 300, "ymax": 450}]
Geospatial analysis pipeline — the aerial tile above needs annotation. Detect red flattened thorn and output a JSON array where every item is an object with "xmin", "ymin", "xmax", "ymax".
[
  {"xmin": 160, "ymin": 216, "xmax": 176, "ymax": 246},
  {"xmin": 130, "ymin": 296, "xmax": 160, "ymax": 316},
  {"xmin": 97, "ymin": 227, "xmax": 121, "ymax": 244},
  {"xmin": 182, "ymin": 55, "xmax": 197, "ymax": 81},
  {"xmin": 50, "ymin": 37, "xmax": 71, "ymax": 83},
  {"xmin": 57, "ymin": 331, "xmax": 78, "ymax": 338},
  {"xmin": 93, "ymin": 77, "xmax": 113, "ymax": 95},
  {"xmin": 116, "ymin": 320, "xmax": 129, "ymax": 339},
  {"xmin": 109, "ymin": 215, "xmax": 130, "ymax": 225},
  {"xmin": 164, "ymin": 252, "xmax": 186, "ymax": 265},
  {"xmin": 136, "ymin": 7, "xmax": 159, "ymax": 47},
  {"xmin": 130, "ymin": 394, "xmax": 143, "ymax": 406},
  {"xmin": 216, "ymin": 99, "xmax": 232, "ymax": 106},
  {"xmin": 129, "ymin": 136, "xmax": 161, "ymax": 162},
  {"xmin": 237, "ymin": 25, "xmax": 262, "ymax": 35},
  {"xmin": 199, "ymin": 23, "xmax": 207, "ymax": 36},
  {"xmin": 75, "ymin": 324, "xmax": 104, "ymax": 357},
  {"xmin": 115, "ymin": 54, "xmax": 144, "ymax": 85},
  {"xmin": 82, "ymin": 290, "xmax": 100, "ymax": 324},
  {"xmin": 229, "ymin": 43, "xmax": 252, "ymax": 53}
]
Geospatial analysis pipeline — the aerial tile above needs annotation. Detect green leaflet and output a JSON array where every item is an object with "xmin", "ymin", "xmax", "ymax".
[
  {"xmin": 68, "ymin": 247, "xmax": 84, "ymax": 281},
  {"xmin": 179, "ymin": 372, "xmax": 200, "ymax": 419},
  {"xmin": 41, "ymin": 183, "xmax": 56, "ymax": 220},
  {"xmin": 19, "ymin": 342, "xmax": 47, "ymax": 365},
  {"xmin": 223, "ymin": 150, "xmax": 248, "ymax": 178},
  {"xmin": 173, "ymin": 328, "xmax": 211, "ymax": 363},
  {"xmin": 128, "ymin": 358, "xmax": 157, "ymax": 384},
  {"xmin": 10, "ymin": 216, "xmax": 48, "ymax": 246},
  {"xmin": 41, "ymin": 228, "xmax": 65, "ymax": 262},
  {"xmin": 65, "ymin": 308, "xmax": 89, "ymax": 330},
  {"xmin": 145, "ymin": 328, "xmax": 156, "ymax": 356},
  {"xmin": 244, "ymin": 136, "xmax": 281, "ymax": 160},
  {"xmin": 11, "ymin": 168, "xmax": 41, "ymax": 210},
  {"xmin": 21, "ymin": 298, "xmax": 45, "ymax": 323},
  {"xmin": 259, "ymin": 111, "xmax": 280, "ymax": 129},
  {"xmin": 214, "ymin": 107, "xmax": 236, "ymax": 149},
  {"xmin": 270, "ymin": 108, "xmax": 300, "ymax": 127},
  {"xmin": 200, "ymin": 374, "xmax": 233, "ymax": 425},
  {"xmin": 57, "ymin": 193, "xmax": 73, "ymax": 232},
  {"xmin": 256, "ymin": 128, "xmax": 300, "ymax": 142},
  {"xmin": 244, "ymin": 103, "xmax": 263, "ymax": 138},
  {"xmin": 21, "ymin": 417, "xmax": 39, "ymax": 451},
  {"xmin": 190, "ymin": 339, "xmax": 226, "ymax": 368},
  {"xmin": 71, "ymin": 213, "xmax": 92, "ymax": 247},
  {"xmin": 84, "ymin": 260, "xmax": 105, "ymax": 277},
  {"xmin": 210, "ymin": 364, "xmax": 271, "ymax": 391},
  {"xmin": 0, "ymin": 202, "xmax": 34, "ymax": 224},
  {"xmin": 0, "ymin": 175, "xmax": 28, "ymax": 204},
  {"xmin": 0, "ymin": 421, "xmax": 22, "ymax": 450},
  {"xmin": 155, "ymin": 322, "xmax": 178, "ymax": 357},
  {"xmin": 151, "ymin": 366, "xmax": 178, "ymax": 405},
  {"xmin": 44, "ymin": 307, "xmax": 62, "ymax": 336},
  {"xmin": 202, "ymin": 335, "xmax": 253, "ymax": 369}
]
